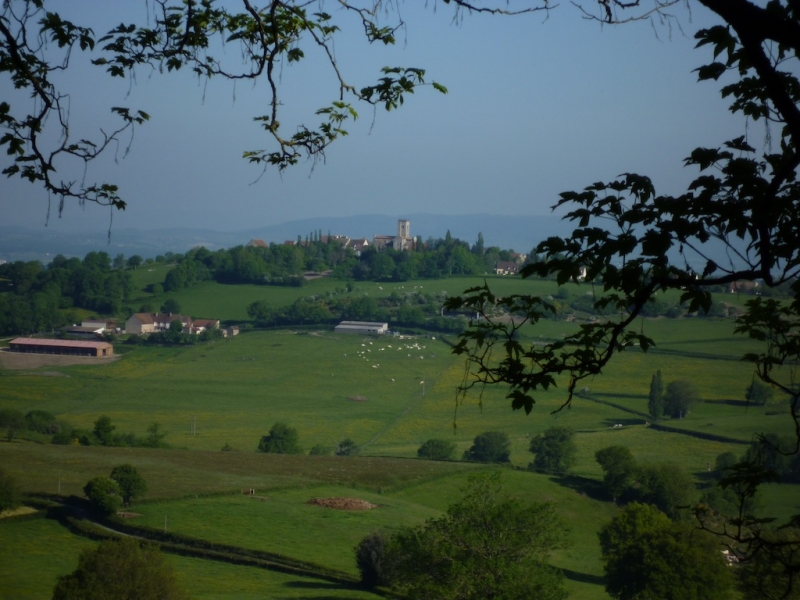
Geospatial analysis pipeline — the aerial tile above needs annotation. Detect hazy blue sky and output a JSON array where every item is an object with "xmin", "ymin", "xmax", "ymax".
[{"xmin": 2, "ymin": 1, "xmax": 743, "ymax": 234}]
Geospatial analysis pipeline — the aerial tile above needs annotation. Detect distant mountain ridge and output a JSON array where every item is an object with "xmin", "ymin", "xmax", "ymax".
[{"xmin": 0, "ymin": 213, "xmax": 572, "ymax": 263}]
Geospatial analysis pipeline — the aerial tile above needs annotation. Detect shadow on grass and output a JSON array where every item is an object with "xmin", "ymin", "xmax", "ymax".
[
  {"xmin": 281, "ymin": 580, "xmax": 388, "ymax": 599},
  {"xmin": 560, "ymin": 567, "xmax": 605, "ymax": 586},
  {"xmin": 285, "ymin": 581, "xmax": 363, "ymax": 590},
  {"xmin": 549, "ymin": 474, "xmax": 607, "ymax": 502},
  {"xmin": 601, "ymin": 417, "xmax": 647, "ymax": 427},
  {"xmin": 705, "ymin": 399, "xmax": 752, "ymax": 408}
]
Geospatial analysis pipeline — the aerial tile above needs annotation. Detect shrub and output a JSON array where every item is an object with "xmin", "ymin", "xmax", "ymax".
[{"xmin": 309, "ymin": 444, "xmax": 331, "ymax": 456}]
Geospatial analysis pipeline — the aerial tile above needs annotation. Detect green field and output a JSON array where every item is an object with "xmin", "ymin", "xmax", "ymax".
[{"xmin": 1, "ymin": 275, "xmax": 797, "ymax": 599}]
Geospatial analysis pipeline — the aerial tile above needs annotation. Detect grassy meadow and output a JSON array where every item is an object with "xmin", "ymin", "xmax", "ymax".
[{"xmin": 1, "ymin": 273, "xmax": 798, "ymax": 599}]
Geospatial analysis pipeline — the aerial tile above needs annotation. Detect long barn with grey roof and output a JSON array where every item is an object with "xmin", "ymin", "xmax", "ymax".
[
  {"xmin": 8, "ymin": 338, "xmax": 113, "ymax": 357},
  {"xmin": 334, "ymin": 321, "xmax": 389, "ymax": 335}
]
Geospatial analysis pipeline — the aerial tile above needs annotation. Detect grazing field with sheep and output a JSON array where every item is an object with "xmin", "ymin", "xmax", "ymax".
[{"xmin": 2, "ymin": 307, "xmax": 799, "ymax": 600}]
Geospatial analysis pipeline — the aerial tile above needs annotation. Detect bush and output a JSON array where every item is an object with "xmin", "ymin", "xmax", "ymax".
[
  {"xmin": 463, "ymin": 432, "xmax": 510, "ymax": 463},
  {"xmin": 52, "ymin": 538, "xmax": 188, "ymax": 600},
  {"xmin": 417, "ymin": 438, "xmax": 456, "ymax": 461},
  {"xmin": 355, "ymin": 531, "xmax": 388, "ymax": 588},
  {"xmin": 335, "ymin": 438, "xmax": 360, "ymax": 456},
  {"xmin": 309, "ymin": 444, "xmax": 331, "ymax": 456}
]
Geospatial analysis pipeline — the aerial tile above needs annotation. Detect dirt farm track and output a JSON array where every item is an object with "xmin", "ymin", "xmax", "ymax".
[{"xmin": 0, "ymin": 348, "xmax": 118, "ymax": 370}]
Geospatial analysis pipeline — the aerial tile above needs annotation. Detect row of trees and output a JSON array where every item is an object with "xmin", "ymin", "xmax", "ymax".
[
  {"xmin": 163, "ymin": 233, "xmax": 523, "ymax": 293},
  {"xmin": 595, "ymin": 445, "xmax": 695, "ymax": 520},
  {"xmin": 248, "ymin": 289, "xmax": 469, "ymax": 333},
  {"xmin": 0, "ymin": 410, "xmax": 169, "ymax": 448}
]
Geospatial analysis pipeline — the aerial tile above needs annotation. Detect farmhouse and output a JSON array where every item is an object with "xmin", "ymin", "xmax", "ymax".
[
  {"xmin": 8, "ymin": 338, "xmax": 113, "ymax": 357},
  {"xmin": 334, "ymin": 321, "xmax": 389, "ymax": 335},
  {"xmin": 495, "ymin": 261, "xmax": 519, "ymax": 275},
  {"xmin": 125, "ymin": 313, "xmax": 221, "ymax": 336}
]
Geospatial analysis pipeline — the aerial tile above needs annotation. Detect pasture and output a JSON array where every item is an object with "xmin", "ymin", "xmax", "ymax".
[{"xmin": 1, "ymin": 276, "xmax": 798, "ymax": 600}]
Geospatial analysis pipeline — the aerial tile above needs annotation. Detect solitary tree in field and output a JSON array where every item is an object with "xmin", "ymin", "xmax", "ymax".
[
  {"xmin": 110, "ymin": 464, "xmax": 147, "ymax": 507},
  {"xmin": 746, "ymin": 381, "xmax": 774, "ymax": 406},
  {"xmin": 463, "ymin": 431, "xmax": 510, "ymax": 463},
  {"xmin": 257, "ymin": 422, "xmax": 302, "ymax": 454},
  {"xmin": 528, "ymin": 427, "xmax": 576, "ymax": 474},
  {"xmin": 663, "ymin": 381, "xmax": 700, "ymax": 419}
]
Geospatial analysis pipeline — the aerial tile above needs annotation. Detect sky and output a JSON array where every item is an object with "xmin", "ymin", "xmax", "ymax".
[{"xmin": 1, "ymin": 0, "xmax": 745, "ymax": 234}]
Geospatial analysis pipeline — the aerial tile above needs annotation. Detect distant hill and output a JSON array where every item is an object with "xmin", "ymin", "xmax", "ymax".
[{"xmin": 0, "ymin": 213, "xmax": 573, "ymax": 263}]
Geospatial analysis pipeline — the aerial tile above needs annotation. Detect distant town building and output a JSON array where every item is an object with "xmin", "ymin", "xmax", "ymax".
[{"xmin": 125, "ymin": 313, "xmax": 219, "ymax": 335}]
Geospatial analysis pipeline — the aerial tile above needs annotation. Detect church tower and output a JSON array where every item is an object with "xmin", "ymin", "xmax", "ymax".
[{"xmin": 397, "ymin": 219, "xmax": 410, "ymax": 239}]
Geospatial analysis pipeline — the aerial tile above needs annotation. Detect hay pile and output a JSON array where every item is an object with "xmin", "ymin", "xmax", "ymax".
[{"xmin": 307, "ymin": 497, "xmax": 377, "ymax": 510}]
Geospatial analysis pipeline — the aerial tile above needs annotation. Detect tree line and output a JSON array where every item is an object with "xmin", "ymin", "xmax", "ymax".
[
  {"xmin": 161, "ymin": 231, "xmax": 522, "ymax": 293},
  {"xmin": 0, "ymin": 252, "xmax": 133, "ymax": 335}
]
